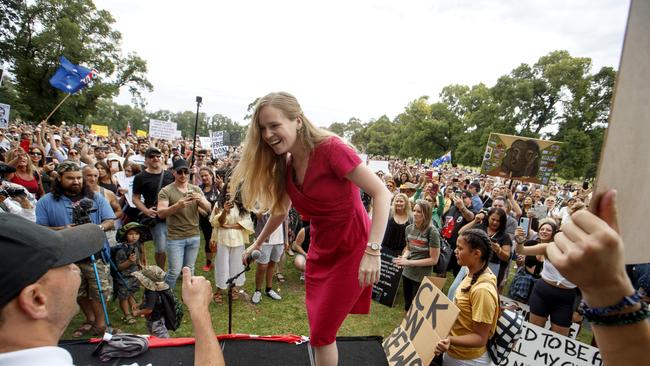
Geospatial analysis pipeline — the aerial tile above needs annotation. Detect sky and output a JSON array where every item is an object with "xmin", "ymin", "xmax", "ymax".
[{"xmin": 95, "ymin": 0, "xmax": 630, "ymax": 127}]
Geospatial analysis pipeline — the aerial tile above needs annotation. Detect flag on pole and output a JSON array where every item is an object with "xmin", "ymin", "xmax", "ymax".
[
  {"xmin": 49, "ymin": 56, "xmax": 98, "ymax": 94},
  {"xmin": 431, "ymin": 151, "xmax": 452, "ymax": 167},
  {"xmin": 126, "ymin": 121, "xmax": 132, "ymax": 135}
]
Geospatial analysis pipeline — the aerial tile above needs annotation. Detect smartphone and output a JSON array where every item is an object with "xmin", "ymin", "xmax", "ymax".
[
  {"xmin": 45, "ymin": 156, "xmax": 53, "ymax": 163},
  {"xmin": 454, "ymin": 191, "xmax": 462, "ymax": 198},
  {"xmin": 431, "ymin": 183, "xmax": 439, "ymax": 194},
  {"xmin": 425, "ymin": 170, "xmax": 433, "ymax": 179},
  {"xmin": 518, "ymin": 217, "xmax": 530, "ymax": 238}
]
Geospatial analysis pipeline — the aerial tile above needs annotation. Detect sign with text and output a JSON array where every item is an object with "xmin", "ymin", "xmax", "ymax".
[
  {"xmin": 480, "ymin": 133, "xmax": 562, "ymax": 185},
  {"xmin": 90, "ymin": 124, "xmax": 109, "ymax": 137},
  {"xmin": 136, "ymin": 129, "xmax": 147, "ymax": 137},
  {"xmin": 383, "ymin": 277, "xmax": 459, "ymax": 366},
  {"xmin": 500, "ymin": 295, "xmax": 580, "ymax": 339},
  {"xmin": 372, "ymin": 247, "xmax": 403, "ymax": 307},
  {"xmin": 0, "ymin": 103, "xmax": 10, "ymax": 129},
  {"xmin": 148, "ymin": 119, "xmax": 177, "ymax": 140},
  {"xmin": 199, "ymin": 136, "xmax": 211, "ymax": 149},
  {"xmin": 493, "ymin": 321, "xmax": 601, "ymax": 366},
  {"xmin": 368, "ymin": 160, "xmax": 390, "ymax": 174},
  {"xmin": 211, "ymin": 131, "xmax": 228, "ymax": 159}
]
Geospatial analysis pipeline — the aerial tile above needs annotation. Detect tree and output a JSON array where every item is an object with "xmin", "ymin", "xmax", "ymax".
[{"xmin": 7, "ymin": 0, "xmax": 152, "ymax": 124}]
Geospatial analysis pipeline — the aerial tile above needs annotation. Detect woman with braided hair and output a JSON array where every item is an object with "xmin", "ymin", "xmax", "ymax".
[{"xmin": 435, "ymin": 228, "xmax": 499, "ymax": 366}]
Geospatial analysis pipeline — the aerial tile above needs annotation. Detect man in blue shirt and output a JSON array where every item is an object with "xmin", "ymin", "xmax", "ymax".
[
  {"xmin": 35, "ymin": 162, "xmax": 116, "ymax": 336},
  {"xmin": 468, "ymin": 181, "xmax": 484, "ymax": 213}
]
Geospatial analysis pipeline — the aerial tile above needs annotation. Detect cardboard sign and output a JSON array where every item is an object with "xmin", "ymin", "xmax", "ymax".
[
  {"xmin": 368, "ymin": 160, "xmax": 389, "ymax": 174},
  {"xmin": 480, "ymin": 133, "xmax": 562, "ymax": 185},
  {"xmin": 211, "ymin": 131, "xmax": 228, "ymax": 159},
  {"xmin": 198, "ymin": 136, "xmax": 211, "ymax": 149},
  {"xmin": 136, "ymin": 129, "xmax": 147, "ymax": 138},
  {"xmin": 383, "ymin": 277, "xmax": 459, "ymax": 366},
  {"xmin": 593, "ymin": 0, "xmax": 650, "ymax": 264},
  {"xmin": 90, "ymin": 124, "xmax": 109, "ymax": 137},
  {"xmin": 372, "ymin": 247, "xmax": 403, "ymax": 307},
  {"xmin": 0, "ymin": 103, "xmax": 9, "ymax": 129},
  {"xmin": 149, "ymin": 119, "xmax": 177, "ymax": 140},
  {"xmin": 494, "ymin": 321, "xmax": 601, "ymax": 366},
  {"xmin": 500, "ymin": 295, "xmax": 581, "ymax": 340}
]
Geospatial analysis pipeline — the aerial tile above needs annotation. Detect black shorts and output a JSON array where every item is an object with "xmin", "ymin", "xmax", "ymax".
[{"xmin": 528, "ymin": 279, "xmax": 576, "ymax": 328}]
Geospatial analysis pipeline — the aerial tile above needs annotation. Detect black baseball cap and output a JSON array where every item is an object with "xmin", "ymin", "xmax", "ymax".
[
  {"xmin": 0, "ymin": 214, "xmax": 106, "ymax": 308},
  {"xmin": 173, "ymin": 158, "xmax": 189, "ymax": 172},
  {"xmin": 144, "ymin": 147, "xmax": 162, "ymax": 157}
]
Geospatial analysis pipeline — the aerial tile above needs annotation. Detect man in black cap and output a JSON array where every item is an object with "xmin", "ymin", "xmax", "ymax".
[
  {"xmin": 0, "ymin": 215, "xmax": 105, "ymax": 364},
  {"xmin": 132, "ymin": 146, "xmax": 174, "ymax": 269},
  {"xmin": 0, "ymin": 215, "xmax": 226, "ymax": 366},
  {"xmin": 157, "ymin": 159, "xmax": 210, "ymax": 289}
]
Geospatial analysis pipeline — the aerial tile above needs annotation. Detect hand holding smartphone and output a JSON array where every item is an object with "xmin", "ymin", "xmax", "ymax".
[{"xmin": 518, "ymin": 217, "xmax": 530, "ymax": 238}]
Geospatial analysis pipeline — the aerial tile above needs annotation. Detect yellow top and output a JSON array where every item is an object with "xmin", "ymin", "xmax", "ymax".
[
  {"xmin": 209, "ymin": 205, "xmax": 254, "ymax": 247},
  {"xmin": 448, "ymin": 269, "xmax": 499, "ymax": 360}
]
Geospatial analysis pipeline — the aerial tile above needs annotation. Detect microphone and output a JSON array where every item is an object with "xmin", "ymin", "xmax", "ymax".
[{"xmin": 245, "ymin": 250, "xmax": 261, "ymax": 269}]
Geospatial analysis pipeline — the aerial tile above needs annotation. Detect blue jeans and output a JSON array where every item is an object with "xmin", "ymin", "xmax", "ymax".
[
  {"xmin": 152, "ymin": 221, "xmax": 168, "ymax": 254},
  {"xmin": 165, "ymin": 235, "xmax": 200, "ymax": 288}
]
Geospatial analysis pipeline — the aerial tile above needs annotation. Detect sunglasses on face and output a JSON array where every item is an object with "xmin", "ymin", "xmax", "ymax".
[
  {"xmin": 69, "ymin": 151, "xmax": 78, "ymax": 155},
  {"xmin": 198, "ymin": 155, "xmax": 206, "ymax": 158},
  {"xmin": 177, "ymin": 169, "xmax": 190, "ymax": 175},
  {"xmin": 29, "ymin": 151, "xmax": 42, "ymax": 156},
  {"xmin": 148, "ymin": 155, "xmax": 162, "ymax": 160}
]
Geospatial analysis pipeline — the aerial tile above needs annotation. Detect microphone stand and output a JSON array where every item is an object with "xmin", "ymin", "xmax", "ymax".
[{"xmin": 226, "ymin": 265, "xmax": 249, "ymax": 334}]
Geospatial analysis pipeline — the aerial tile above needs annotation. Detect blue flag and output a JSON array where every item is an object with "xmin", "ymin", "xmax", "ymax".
[
  {"xmin": 431, "ymin": 151, "xmax": 452, "ymax": 167},
  {"xmin": 49, "ymin": 56, "xmax": 98, "ymax": 94}
]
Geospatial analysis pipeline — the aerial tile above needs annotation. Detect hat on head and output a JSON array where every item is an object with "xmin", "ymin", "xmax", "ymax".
[
  {"xmin": 115, "ymin": 222, "xmax": 146, "ymax": 243},
  {"xmin": 172, "ymin": 158, "xmax": 189, "ymax": 172},
  {"xmin": 470, "ymin": 181, "xmax": 481, "ymax": 191},
  {"xmin": 53, "ymin": 134, "xmax": 62, "ymax": 141},
  {"xmin": 399, "ymin": 182, "xmax": 417, "ymax": 191},
  {"xmin": 0, "ymin": 214, "xmax": 105, "ymax": 308},
  {"xmin": 132, "ymin": 266, "xmax": 169, "ymax": 291},
  {"xmin": 144, "ymin": 146, "xmax": 162, "ymax": 157}
]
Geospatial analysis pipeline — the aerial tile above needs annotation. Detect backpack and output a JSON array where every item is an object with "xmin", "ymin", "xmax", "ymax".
[
  {"xmin": 158, "ymin": 289, "xmax": 184, "ymax": 331},
  {"xmin": 425, "ymin": 226, "xmax": 452, "ymax": 274},
  {"xmin": 486, "ymin": 281, "xmax": 524, "ymax": 364}
]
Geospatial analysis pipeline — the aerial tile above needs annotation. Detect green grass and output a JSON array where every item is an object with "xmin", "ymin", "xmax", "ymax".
[{"xmin": 63, "ymin": 238, "xmax": 593, "ymax": 346}]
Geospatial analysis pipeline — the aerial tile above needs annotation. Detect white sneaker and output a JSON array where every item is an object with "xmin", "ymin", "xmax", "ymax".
[
  {"xmin": 266, "ymin": 289, "xmax": 282, "ymax": 300},
  {"xmin": 299, "ymin": 274, "xmax": 305, "ymax": 281},
  {"xmin": 252, "ymin": 290, "xmax": 262, "ymax": 304}
]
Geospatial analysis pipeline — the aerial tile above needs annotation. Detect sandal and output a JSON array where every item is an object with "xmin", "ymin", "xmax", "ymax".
[
  {"xmin": 213, "ymin": 292, "xmax": 223, "ymax": 304},
  {"xmin": 276, "ymin": 273, "xmax": 286, "ymax": 283},
  {"xmin": 72, "ymin": 322, "xmax": 93, "ymax": 338}
]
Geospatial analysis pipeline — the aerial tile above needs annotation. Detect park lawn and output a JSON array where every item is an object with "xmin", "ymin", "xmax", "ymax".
[{"xmin": 63, "ymin": 238, "xmax": 593, "ymax": 345}]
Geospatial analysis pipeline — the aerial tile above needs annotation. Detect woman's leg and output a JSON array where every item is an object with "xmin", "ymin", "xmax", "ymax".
[
  {"xmin": 214, "ymin": 244, "xmax": 230, "ymax": 290},
  {"xmin": 313, "ymin": 342, "xmax": 338, "ymax": 366}
]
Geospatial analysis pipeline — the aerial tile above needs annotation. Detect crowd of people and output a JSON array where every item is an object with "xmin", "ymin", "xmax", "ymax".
[{"xmin": 1, "ymin": 91, "xmax": 649, "ymax": 366}]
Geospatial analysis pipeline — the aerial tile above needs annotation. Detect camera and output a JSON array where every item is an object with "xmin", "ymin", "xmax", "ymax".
[
  {"xmin": 0, "ymin": 186, "xmax": 27, "ymax": 198},
  {"xmin": 72, "ymin": 198, "xmax": 97, "ymax": 225}
]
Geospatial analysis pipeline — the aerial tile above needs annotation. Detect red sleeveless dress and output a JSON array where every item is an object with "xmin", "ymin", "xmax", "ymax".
[{"xmin": 286, "ymin": 136, "xmax": 371, "ymax": 347}]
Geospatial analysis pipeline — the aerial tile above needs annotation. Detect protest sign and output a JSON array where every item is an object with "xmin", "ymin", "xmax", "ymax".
[
  {"xmin": 500, "ymin": 295, "xmax": 580, "ymax": 339},
  {"xmin": 593, "ymin": 0, "xmax": 650, "ymax": 264},
  {"xmin": 372, "ymin": 247, "xmax": 403, "ymax": 307},
  {"xmin": 480, "ymin": 133, "xmax": 561, "ymax": 185},
  {"xmin": 136, "ymin": 129, "xmax": 147, "ymax": 137},
  {"xmin": 173, "ymin": 130, "xmax": 182, "ymax": 139},
  {"xmin": 149, "ymin": 119, "xmax": 177, "ymax": 140},
  {"xmin": 493, "ymin": 321, "xmax": 601, "ymax": 366},
  {"xmin": 199, "ymin": 136, "xmax": 211, "ymax": 149},
  {"xmin": 211, "ymin": 131, "xmax": 229, "ymax": 159},
  {"xmin": 383, "ymin": 277, "xmax": 459, "ymax": 366},
  {"xmin": 368, "ymin": 160, "xmax": 389, "ymax": 174},
  {"xmin": 358, "ymin": 153, "xmax": 368, "ymax": 165},
  {"xmin": 90, "ymin": 124, "xmax": 109, "ymax": 137},
  {"xmin": 0, "ymin": 103, "xmax": 10, "ymax": 129}
]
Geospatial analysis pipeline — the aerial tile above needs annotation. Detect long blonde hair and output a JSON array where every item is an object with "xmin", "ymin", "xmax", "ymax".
[
  {"xmin": 230, "ymin": 92, "xmax": 337, "ymax": 214},
  {"xmin": 391, "ymin": 193, "xmax": 412, "ymax": 218}
]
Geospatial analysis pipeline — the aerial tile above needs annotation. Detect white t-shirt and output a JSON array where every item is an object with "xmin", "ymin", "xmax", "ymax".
[
  {"xmin": 0, "ymin": 346, "xmax": 73, "ymax": 366},
  {"xmin": 265, "ymin": 222, "xmax": 285, "ymax": 245}
]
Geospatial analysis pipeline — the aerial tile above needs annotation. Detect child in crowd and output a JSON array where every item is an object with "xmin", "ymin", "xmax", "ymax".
[
  {"xmin": 132, "ymin": 265, "xmax": 170, "ymax": 338},
  {"xmin": 113, "ymin": 222, "xmax": 146, "ymax": 324}
]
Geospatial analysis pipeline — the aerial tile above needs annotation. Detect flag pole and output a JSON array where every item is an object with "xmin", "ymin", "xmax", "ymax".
[
  {"xmin": 189, "ymin": 96, "xmax": 202, "ymax": 181},
  {"xmin": 44, "ymin": 93, "xmax": 72, "ymax": 123}
]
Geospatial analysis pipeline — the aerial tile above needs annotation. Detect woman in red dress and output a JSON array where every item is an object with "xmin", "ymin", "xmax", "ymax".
[{"xmin": 231, "ymin": 92, "xmax": 391, "ymax": 366}]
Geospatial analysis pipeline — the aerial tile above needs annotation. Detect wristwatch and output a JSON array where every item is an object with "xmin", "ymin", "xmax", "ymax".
[{"xmin": 367, "ymin": 242, "xmax": 381, "ymax": 251}]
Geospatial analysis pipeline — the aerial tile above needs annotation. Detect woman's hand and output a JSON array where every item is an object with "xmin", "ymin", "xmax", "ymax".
[
  {"xmin": 490, "ymin": 241, "xmax": 501, "ymax": 253},
  {"xmin": 392, "ymin": 256, "xmax": 410, "ymax": 268},
  {"xmin": 514, "ymin": 226, "xmax": 526, "ymax": 243},
  {"xmin": 242, "ymin": 243, "xmax": 260, "ymax": 266},
  {"xmin": 435, "ymin": 338, "xmax": 450, "ymax": 355},
  {"xmin": 358, "ymin": 252, "xmax": 380, "ymax": 287}
]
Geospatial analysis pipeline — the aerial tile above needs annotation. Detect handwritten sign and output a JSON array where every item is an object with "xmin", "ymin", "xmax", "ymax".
[
  {"xmin": 0, "ymin": 103, "xmax": 9, "ymax": 129},
  {"xmin": 480, "ymin": 133, "xmax": 562, "ymax": 185},
  {"xmin": 211, "ymin": 131, "xmax": 228, "ymax": 159},
  {"xmin": 149, "ymin": 119, "xmax": 177, "ymax": 140},
  {"xmin": 383, "ymin": 277, "xmax": 459, "ymax": 366},
  {"xmin": 500, "ymin": 295, "xmax": 581, "ymax": 339},
  {"xmin": 199, "ymin": 136, "xmax": 211, "ymax": 149},
  {"xmin": 372, "ymin": 248, "xmax": 403, "ymax": 307},
  {"xmin": 494, "ymin": 321, "xmax": 601, "ymax": 366}
]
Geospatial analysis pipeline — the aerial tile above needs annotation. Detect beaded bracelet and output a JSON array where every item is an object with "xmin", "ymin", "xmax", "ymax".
[
  {"xmin": 580, "ymin": 289, "xmax": 643, "ymax": 317},
  {"xmin": 585, "ymin": 302, "xmax": 650, "ymax": 326}
]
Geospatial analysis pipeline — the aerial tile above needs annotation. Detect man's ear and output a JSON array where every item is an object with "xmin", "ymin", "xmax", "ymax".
[{"xmin": 16, "ymin": 283, "xmax": 48, "ymax": 320}]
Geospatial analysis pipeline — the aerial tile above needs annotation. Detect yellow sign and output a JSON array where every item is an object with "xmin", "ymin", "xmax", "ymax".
[
  {"xmin": 136, "ymin": 129, "xmax": 148, "ymax": 137},
  {"xmin": 90, "ymin": 124, "xmax": 109, "ymax": 137}
]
